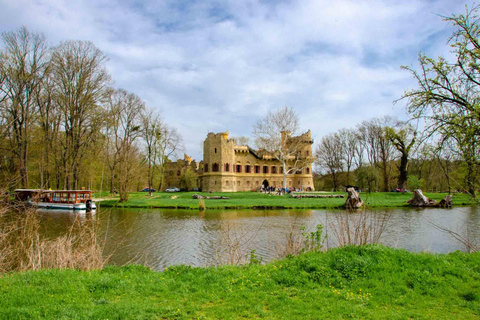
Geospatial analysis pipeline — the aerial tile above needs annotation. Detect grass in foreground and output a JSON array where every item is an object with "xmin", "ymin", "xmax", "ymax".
[
  {"xmin": 96, "ymin": 191, "xmax": 475, "ymax": 209},
  {"xmin": 0, "ymin": 245, "xmax": 479, "ymax": 319}
]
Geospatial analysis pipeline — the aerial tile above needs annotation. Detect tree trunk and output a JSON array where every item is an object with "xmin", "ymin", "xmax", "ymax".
[
  {"xmin": 466, "ymin": 160, "xmax": 476, "ymax": 198},
  {"xmin": 406, "ymin": 189, "xmax": 432, "ymax": 206},
  {"xmin": 345, "ymin": 188, "xmax": 363, "ymax": 209},
  {"xmin": 397, "ymin": 154, "xmax": 409, "ymax": 190}
]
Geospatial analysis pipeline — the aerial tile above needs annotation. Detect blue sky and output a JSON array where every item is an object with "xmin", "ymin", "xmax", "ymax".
[{"xmin": 0, "ymin": 0, "xmax": 474, "ymax": 160}]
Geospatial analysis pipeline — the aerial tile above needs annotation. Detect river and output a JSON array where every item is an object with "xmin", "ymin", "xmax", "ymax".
[{"xmin": 35, "ymin": 206, "xmax": 479, "ymax": 271}]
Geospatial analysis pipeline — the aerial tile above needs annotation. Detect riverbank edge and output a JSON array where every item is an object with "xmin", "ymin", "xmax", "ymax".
[
  {"xmin": 96, "ymin": 191, "xmax": 477, "ymax": 210},
  {"xmin": 1, "ymin": 245, "xmax": 479, "ymax": 319}
]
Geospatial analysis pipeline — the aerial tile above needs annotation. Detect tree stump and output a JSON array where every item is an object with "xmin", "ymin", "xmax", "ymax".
[
  {"xmin": 438, "ymin": 195, "xmax": 453, "ymax": 208},
  {"xmin": 345, "ymin": 187, "xmax": 363, "ymax": 209},
  {"xmin": 192, "ymin": 194, "xmax": 230, "ymax": 200},
  {"xmin": 406, "ymin": 189, "xmax": 453, "ymax": 208},
  {"xmin": 406, "ymin": 189, "xmax": 437, "ymax": 207}
]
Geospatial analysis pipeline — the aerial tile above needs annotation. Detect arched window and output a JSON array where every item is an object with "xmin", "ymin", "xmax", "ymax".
[
  {"xmin": 271, "ymin": 166, "xmax": 277, "ymax": 174},
  {"xmin": 263, "ymin": 166, "xmax": 269, "ymax": 174},
  {"xmin": 225, "ymin": 163, "xmax": 230, "ymax": 172},
  {"xmin": 306, "ymin": 168, "xmax": 310, "ymax": 174},
  {"xmin": 245, "ymin": 165, "xmax": 251, "ymax": 173},
  {"xmin": 212, "ymin": 163, "xmax": 219, "ymax": 172},
  {"xmin": 215, "ymin": 148, "xmax": 217, "ymax": 153}
]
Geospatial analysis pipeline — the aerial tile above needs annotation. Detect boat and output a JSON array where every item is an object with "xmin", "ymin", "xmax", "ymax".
[{"xmin": 14, "ymin": 189, "xmax": 96, "ymax": 211}]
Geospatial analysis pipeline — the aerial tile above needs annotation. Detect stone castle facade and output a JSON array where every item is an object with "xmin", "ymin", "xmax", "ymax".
[
  {"xmin": 163, "ymin": 154, "xmax": 199, "ymax": 190},
  {"xmin": 199, "ymin": 131, "xmax": 314, "ymax": 192}
]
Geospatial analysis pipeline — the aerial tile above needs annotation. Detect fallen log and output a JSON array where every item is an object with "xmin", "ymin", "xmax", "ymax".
[
  {"xmin": 345, "ymin": 187, "xmax": 363, "ymax": 209},
  {"xmin": 406, "ymin": 189, "xmax": 453, "ymax": 208},
  {"xmin": 192, "ymin": 194, "xmax": 230, "ymax": 200},
  {"xmin": 293, "ymin": 194, "xmax": 345, "ymax": 199}
]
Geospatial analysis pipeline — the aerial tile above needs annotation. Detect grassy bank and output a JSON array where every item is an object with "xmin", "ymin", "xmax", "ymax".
[
  {"xmin": 1, "ymin": 245, "xmax": 479, "ymax": 319},
  {"xmin": 97, "ymin": 191, "xmax": 475, "ymax": 209}
]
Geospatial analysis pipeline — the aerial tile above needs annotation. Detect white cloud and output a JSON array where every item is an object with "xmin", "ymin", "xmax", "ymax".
[{"xmin": 0, "ymin": 0, "xmax": 475, "ymax": 160}]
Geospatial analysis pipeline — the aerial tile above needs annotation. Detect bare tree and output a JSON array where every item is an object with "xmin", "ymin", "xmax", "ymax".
[
  {"xmin": 51, "ymin": 40, "xmax": 111, "ymax": 189},
  {"xmin": 141, "ymin": 107, "xmax": 164, "ymax": 196},
  {"xmin": 231, "ymin": 136, "xmax": 250, "ymax": 146},
  {"xmin": 107, "ymin": 89, "xmax": 145, "ymax": 202},
  {"xmin": 357, "ymin": 117, "xmax": 395, "ymax": 191},
  {"xmin": 315, "ymin": 133, "xmax": 344, "ymax": 191},
  {"xmin": 155, "ymin": 126, "xmax": 184, "ymax": 192},
  {"xmin": 253, "ymin": 106, "xmax": 314, "ymax": 190},
  {"xmin": 0, "ymin": 27, "xmax": 49, "ymax": 187},
  {"xmin": 338, "ymin": 128, "xmax": 358, "ymax": 185}
]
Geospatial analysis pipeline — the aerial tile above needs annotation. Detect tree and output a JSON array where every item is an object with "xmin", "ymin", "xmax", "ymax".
[
  {"xmin": 315, "ymin": 133, "xmax": 343, "ymax": 191},
  {"xmin": 107, "ymin": 89, "xmax": 145, "ymax": 202},
  {"xmin": 51, "ymin": 40, "xmax": 111, "ymax": 190},
  {"xmin": 337, "ymin": 128, "xmax": 358, "ymax": 185},
  {"xmin": 400, "ymin": 5, "xmax": 480, "ymax": 197},
  {"xmin": 231, "ymin": 136, "xmax": 250, "ymax": 146},
  {"xmin": 0, "ymin": 27, "xmax": 49, "ymax": 187},
  {"xmin": 141, "ymin": 108, "xmax": 164, "ymax": 196},
  {"xmin": 253, "ymin": 106, "xmax": 314, "ymax": 190},
  {"xmin": 153, "ymin": 126, "xmax": 183, "ymax": 192},
  {"xmin": 357, "ymin": 117, "xmax": 395, "ymax": 192},
  {"xmin": 181, "ymin": 168, "xmax": 197, "ymax": 191},
  {"xmin": 385, "ymin": 120, "xmax": 417, "ymax": 190}
]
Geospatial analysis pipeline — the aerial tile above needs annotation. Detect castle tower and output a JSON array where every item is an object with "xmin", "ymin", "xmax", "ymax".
[{"xmin": 202, "ymin": 131, "xmax": 236, "ymax": 192}]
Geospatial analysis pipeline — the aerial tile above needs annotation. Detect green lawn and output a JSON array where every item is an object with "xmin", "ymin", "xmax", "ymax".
[
  {"xmin": 1, "ymin": 245, "xmax": 479, "ymax": 319},
  {"xmin": 96, "ymin": 191, "xmax": 475, "ymax": 210}
]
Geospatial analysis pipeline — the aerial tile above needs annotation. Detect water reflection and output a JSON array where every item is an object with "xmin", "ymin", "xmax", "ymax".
[{"xmin": 28, "ymin": 206, "xmax": 480, "ymax": 271}]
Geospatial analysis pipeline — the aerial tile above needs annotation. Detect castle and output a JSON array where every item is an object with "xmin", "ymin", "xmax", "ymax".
[{"xmin": 198, "ymin": 131, "xmax": 314, "ymax": 192}]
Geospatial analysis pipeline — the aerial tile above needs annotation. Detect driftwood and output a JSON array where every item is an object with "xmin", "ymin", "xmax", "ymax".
[
  {"xmin": 192, "ymin": 194, "xmax": 230, "ymax": 200},
  {"xmin": 293, "ymin": 194, "xmax": 345, "ymax": 199},
  {"xmin": 345, "ymin": 187, "xmax": 363, "ymax": 209},
  {"xmin": 406, "ymin": 189, "xmax": 453, "ymax": 208}
]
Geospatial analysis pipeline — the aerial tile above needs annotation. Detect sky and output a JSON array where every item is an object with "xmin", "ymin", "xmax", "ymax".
[{"xmin": 0, "ymin": 0, "xmax": 475, "ymax": 161}]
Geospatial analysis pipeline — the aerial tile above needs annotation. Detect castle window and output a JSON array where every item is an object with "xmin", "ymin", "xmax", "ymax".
[
  {"xmin": 263, "ymin": 166, "xmax": 269, "ymax": 174},
  {"xmin": 215, "ymin": 181, "xmax": 217, "ymax": 185},
  {"xmin": 225, "ymin": 163, "xmax": 230, "ymax": 172},
  {"xmin": 255, "ymin": 166, "xmax": 260, "ymax": 174},
  {"xmin": 245, "ymin": 165, "xmax": 251, "ymax": 173},
  {"xmin": 306, "ymin": 168, "xmax": 310, "ymax": 174},
  {"xmin": 280, "ymin": 167, "xmax": 284, "ymax": 174},
  {"xmin": 212, "ymin": 163, "xmax": 219, "ymax": 172},
  {"xmin": 204, "ymin": 164, "xmax": 208, "ymax": 172},
  {"xmin": 296, "ymin": 169, "xmax": 302, "ymax": 174},
  {"xmin": 226, "ymin": 181, "xmax": 229, "ymax": 186},
  {"xmin": 271, "ymin": 166, "xmax": 277, "ymax": 174},
  {"xmin": 215, "ymin": 148, "xmax": 217, "ymax": 153},
  {"xmin": 236, "ymin": 165, "xmax": 242, "ymax": 172}
]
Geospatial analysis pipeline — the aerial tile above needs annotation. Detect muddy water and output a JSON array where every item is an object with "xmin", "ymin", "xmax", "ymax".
[{"xmin": 34, "ymin": 206, "xmax": 480, "ymax": 271}]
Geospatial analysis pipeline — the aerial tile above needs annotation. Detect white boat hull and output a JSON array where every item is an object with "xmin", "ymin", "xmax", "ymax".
[{"xmin": 30, "ymin": 201, "xmax": 96, "ymax": 211}]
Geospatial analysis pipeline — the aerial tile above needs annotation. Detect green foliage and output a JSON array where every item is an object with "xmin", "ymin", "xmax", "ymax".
[
  {"xmin": 1, "ymin": 246, "xmax": 479, "ymax": 319},
  {"xmin": 406, "ymin": 175, "xmax": 423, "ymax": 190},
  {"xmin": 301, "ymin": 224, "xmax": 326, "ymax": 253},
  {"xmin": 247, "ymin": 249, "xmax": 263, "ymax": 265}
]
